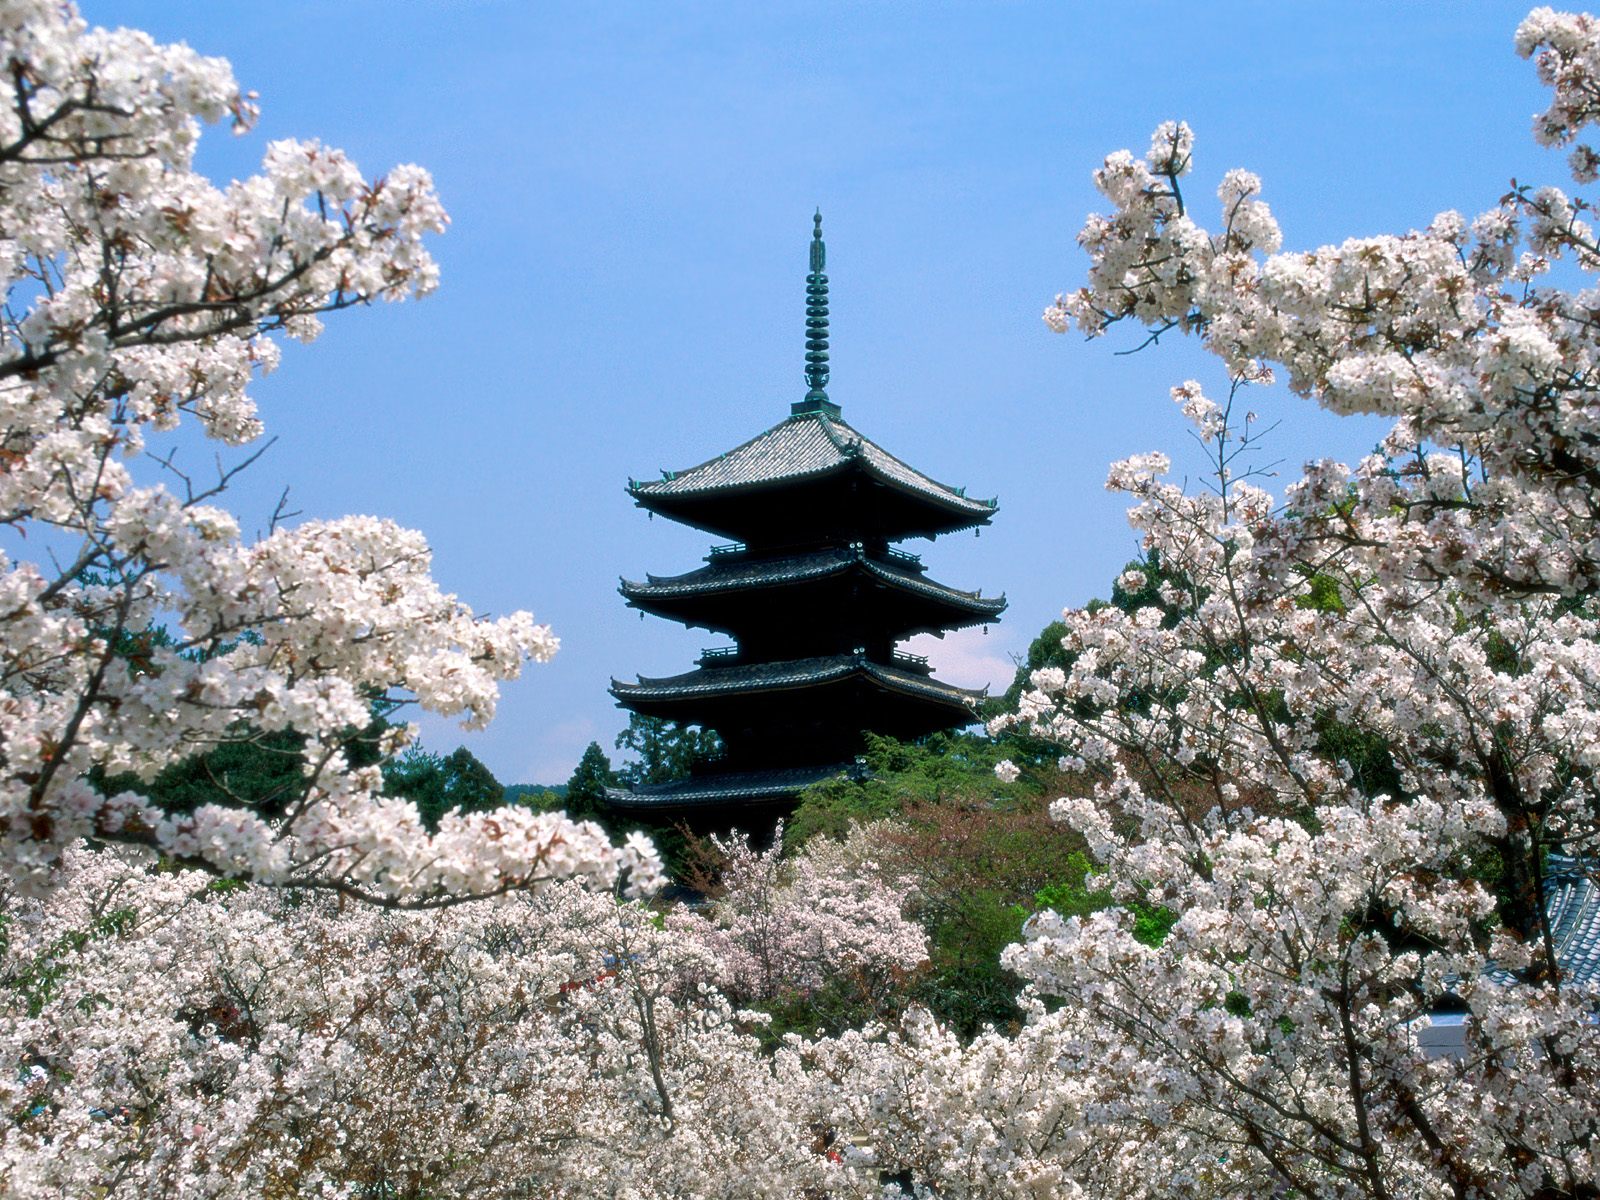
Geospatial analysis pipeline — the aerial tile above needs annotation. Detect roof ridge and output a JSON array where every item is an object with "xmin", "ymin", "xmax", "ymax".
[
  {"xmin": 628, "ymin": 414, "xmax": 844, "ymax": 496},
  {"xmin": 843, "ymin": 416, "xmax": 996, "ymax": 508},
  {"xmin": 860, "ymin": 557, "xmax": 1007, "ymax": 609},
  {"xmin": 817, "ymin": 414, "xmax": 860, "ymax": 455},
  {"xmin": 620, "ymin": 553, "xmax": 853, "ymax": 597}
]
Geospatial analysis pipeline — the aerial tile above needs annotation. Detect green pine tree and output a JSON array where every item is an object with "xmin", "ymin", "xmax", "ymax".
[{"xmin": 563, "ymin": 741, "xmax": 617, "ymax": 820}]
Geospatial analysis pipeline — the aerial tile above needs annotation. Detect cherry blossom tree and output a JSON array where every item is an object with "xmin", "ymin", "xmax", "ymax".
[
  {"xmin": 797, "ymin": 1003, "xmax": 1112, "ymax": 1198},
  {"xmin": 951, "ymin": 7, "xmax": 1600, "ymax": 1196},
  {"xmin": 22, "ymin": 2, "xmax": 1600, "ymax": 1195},
  {"xmin": 0, "ymin": 846, "xmax": 851, "ymax": 1197},
  {"xmin": 669, "ymin": 821, "xmax": 928, "ymax": 1011},
  {"xmin": 0, "ymin": 0, "xmax": 659, "ymax": 902}
]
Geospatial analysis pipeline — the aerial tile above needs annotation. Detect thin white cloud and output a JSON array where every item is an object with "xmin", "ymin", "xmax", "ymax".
[{"xmin": 905, "ymin": 626, "xmax": 1018, "ymax": 695}]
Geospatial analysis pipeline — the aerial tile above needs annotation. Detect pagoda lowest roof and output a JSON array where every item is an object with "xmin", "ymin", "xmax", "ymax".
[
  {"xmin": 602, "ymin": 762, "xmax": 856, "ymax": 813},
  {"xmin": 628, "ymin": 410, "xmax": 997, "ymax": 524}
]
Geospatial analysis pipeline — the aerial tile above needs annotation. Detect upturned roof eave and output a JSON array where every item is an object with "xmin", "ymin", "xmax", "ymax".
[
  {"xmin": 816, "ymin": 416, "xmax": 999, "ymax": 517},
  {"xmin": 602, "ymin": 784, "xmax": 801, "ymax": 813},
  {"xmin": 627, "ymin": 454, "xmax": 851, "ymax": 507},
  {"xmin": 859, "ymin": 559, "xmax": 1008, "ymax": 613},
  {"xmin": 601, "ymin": 762, "xmax": 859, "ymax": 811},
  {"xmin": 628, "ymin": 457, "xmax": 995, "ymax": 526},
  {"xmin": 618, "ymin": 553, "xmax": 1006, "ymax": 616},
  {"xmin": 619, "ymin": 587, "xmax": 1007, "ymax": 623},
  {"xmin": 608, "ymin": 655, "xmax": 987, "ymax": 707}
]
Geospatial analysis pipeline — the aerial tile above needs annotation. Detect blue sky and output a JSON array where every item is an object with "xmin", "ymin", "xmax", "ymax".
[{"xmin": 94, "ymin": 1, "xmax": 1554, "ymax": 784}]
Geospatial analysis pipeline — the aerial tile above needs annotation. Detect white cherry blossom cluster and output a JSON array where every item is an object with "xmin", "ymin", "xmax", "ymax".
[
  {"xmin": 669, "ymin": 821, "xmax": 928, "ymax": 1005},
  {"xmin": 974, "ymin": 8, "xmax": 1600, "ymax": 1195},
  {"xmin": 0, "ymin": 1, "xmax": 660, "ymax": 901},
  {"xmin": 0, "ymin": 847, "xmax": 857, "ymax": 1196}
]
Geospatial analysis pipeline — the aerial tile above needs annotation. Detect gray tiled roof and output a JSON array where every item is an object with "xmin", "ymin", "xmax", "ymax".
[
  {"xmin": 1545, "ymin": 855, "xmax": 1600, "ymax": 987},
  {"xmin": 1478, "ymin": 855, "xmax": 1599, "ymax": 989},
  {"xmin": 629, "ymin": 413, "xmax": 997, "ymax": 516},
  {"xmin": 620, "ymin": 546, "xmax": 1006, "ymax": 616},
  {"xmin": 610, "ymin": 652, "xmax": 986, "ymax": 706},
  {"xmin": 603, "ymin": 762, "xmax": 856, "ymax": 810}
]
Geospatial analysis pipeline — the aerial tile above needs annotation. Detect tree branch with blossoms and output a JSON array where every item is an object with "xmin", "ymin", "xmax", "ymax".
[
  {"xmin": 0, "ymin": 0, "xmax": 661, "ymax": 903},
  {"xmin": 937, "ymin": 8, "xmax": 1600, "ymax": 1196}
]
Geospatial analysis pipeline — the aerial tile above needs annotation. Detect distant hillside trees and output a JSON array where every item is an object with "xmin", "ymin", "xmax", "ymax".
[{"xmin": 382, "ymin": 746, "xmax": 504, "ymax": 831}]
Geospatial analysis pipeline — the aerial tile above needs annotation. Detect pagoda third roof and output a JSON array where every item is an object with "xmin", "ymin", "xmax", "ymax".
[
  {"xmin": 610, "ymin": 653, "xmax": 987, "ymax": 706},
  {"xmin": 628, "ymin": 412, "xmax": 996, "ymax": 517},
  {"xmin": 620, "ymin": 546, "xmax": 1006, "ymax": 615}
]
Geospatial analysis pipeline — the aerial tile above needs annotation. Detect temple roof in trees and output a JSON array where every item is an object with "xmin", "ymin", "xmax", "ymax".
[
  {"xmin": 626, "ymin": 411, "xmax": 998, "ymax": 542},
  {"xmin": 1547, "ymin": 857, "xmax": 1600, "ymax": 986},
  {"xmin": 1414, "ymin": 857, "xmax": 1600, "ymax": 1059},
  {"xmin": 1487, "ymin": 855, "xmax": 1600, "ymax": 987},
  {"xmin": 620, "ymin": 544, "xmax": 1006, "ymax": 634}
]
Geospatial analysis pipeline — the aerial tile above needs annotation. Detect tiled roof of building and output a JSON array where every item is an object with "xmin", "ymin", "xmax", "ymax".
[
  {"xmin": 1477, "ymin": 855, "xmax": 1599, "ymax": 989},
  {"xmin": 620, "ymin": 545, "xmax": 1006, "ymax": 616},
  {"xmin": 1420, "ymin": 856, "xmax": 1599, "ymax": 1059},
  {"xmin": 603, "ymin": 762, "xmax": 857, "ymax": 811},
  {"xmin": 1545, "ymin": 854, "xmax": 1600, "ymax": 987},
  {"xmin": 628, "ymin": 412, "xmax": 997, "ymax": 518},
  {"xmin": 610, "ymin": 653, "xmax": 986, "ymax": 707}
]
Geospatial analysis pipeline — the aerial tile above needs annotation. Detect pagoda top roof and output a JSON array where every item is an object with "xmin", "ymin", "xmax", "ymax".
[
  {"xmin": 620, "ymin": 544, "xmax": 1006, "ymax": 616},
  {"xmin": 610, "ymin": 652, "xmax": 987, "ymax": 707},
  {"xmin": 628, "ymin": 411, "xmax": 997, "ymax": 522},
  {"xmin": 626, "ymin": 214, "xmax": 998, "ymax": 542}
]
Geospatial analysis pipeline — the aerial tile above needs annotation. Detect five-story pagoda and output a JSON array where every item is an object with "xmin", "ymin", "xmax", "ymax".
[{"xmin": 606, "ymin": 213, "xmax": 1004, "ymax": 826}]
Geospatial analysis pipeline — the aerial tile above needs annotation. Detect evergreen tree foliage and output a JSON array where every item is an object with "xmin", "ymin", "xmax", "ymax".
[
  {"xmin": 563, "ymin": 742, "xmax": 617, "ymax": 820},
  {"xmin": 613, "ymin": 714, "xmax": 723, "ymax": 787},
  {"xmin": 382, "ymin": 746, "xmax": 505, "ymax": 832},
  {"xmin": 504, "ymin": 783, "xmax": 566, "ymax": 808}
]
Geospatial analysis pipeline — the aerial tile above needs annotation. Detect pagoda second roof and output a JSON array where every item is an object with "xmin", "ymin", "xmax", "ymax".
[
  {"xmin": 621, "ymin": 546, "xmax": 1006, "ymax": 616},
  {"xmin": 610, "ymin": 653, "xmax": 987, "ymax": 707},
  {"xmin": 629, "ymin": 412, "xmax": 996, "ymax": 519}
]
